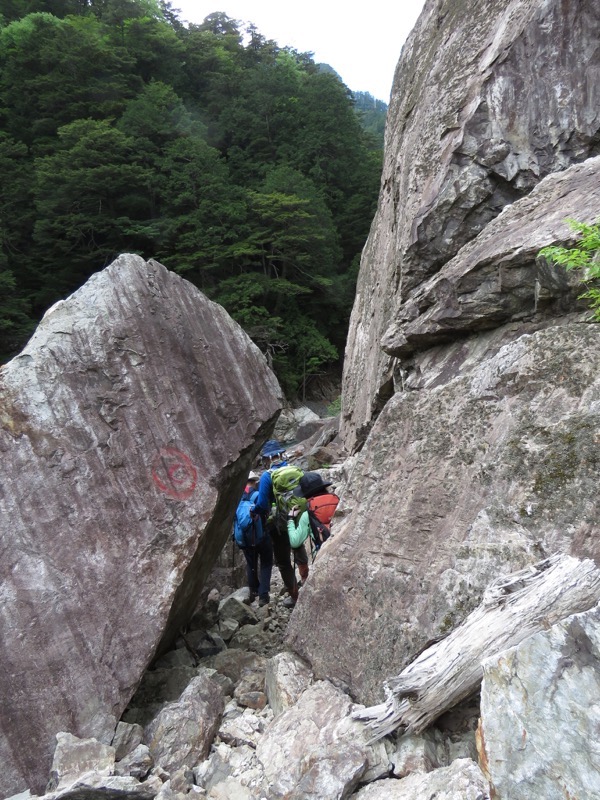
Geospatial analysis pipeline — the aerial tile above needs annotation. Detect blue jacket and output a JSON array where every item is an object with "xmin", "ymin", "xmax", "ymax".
[{"xmin": 253, "ymin": 470, "xmax": 273, "ymax": 516}]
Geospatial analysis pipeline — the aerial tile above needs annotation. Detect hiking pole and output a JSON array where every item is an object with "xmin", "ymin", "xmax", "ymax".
[
  {"xmin": 231, "ymin": 528, "xmax": 235, "ymax": 586},
  {"xmin": 253, "ymin": 520, "xmax": 259, "ymax": 597}
]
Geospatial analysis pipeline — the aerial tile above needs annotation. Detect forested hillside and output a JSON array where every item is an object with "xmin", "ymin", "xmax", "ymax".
[
  {"xmin": 0, "ymin": 0, "xmax": 385, "ymax": 396},
  {"xmin": 353, "ymin": 92, "xmax": 388, "ymax": 143}
]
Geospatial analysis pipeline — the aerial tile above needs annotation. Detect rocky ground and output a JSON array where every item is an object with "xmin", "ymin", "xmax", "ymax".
[
  {"xmin": 24, "ymin": 564, "xmax": 486, "ymax": 800},
  {"xmin": 15, "ymin": 547, "xmax": 600, "ymax": 800},
  {"xmin": 11, "ymin": 426, "xmax": 488, "ymax": 800},
  {"xmin": 7, "ymin": 427, "xmax": 495, "ymax": 800}
]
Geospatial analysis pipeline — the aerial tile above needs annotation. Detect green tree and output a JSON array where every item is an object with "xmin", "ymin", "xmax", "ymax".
[
  {"xmin": 538, "ymin": 219, "xmax": 600, "ymax": 318},
  {"xmin": 0, "ymin": 13, "xmax": 140, "ymax": 146},
  {"xmin": 289, "ymin": 70, "xmax": 381, "ymax": 262},
  {"xmin": 0, "ymin": 132, "xmax": 34, "ymax": 271},
  {"xmin": 0, "ymin": 1, "xmax": 85, "ymax": 23},
  {"xmin": 0, "ymin": 132, "xmax": 36, "ymax": 353},
  {"xmin": 279, "ymin": 316, "xmax": 338, "ymax": 400},
  {"xmin": 156, "ymin": 135, "xmax": 246, "ymax": 284},
  {"xmin": 114, "ymin": 81, "xmax": 204, "ymax": 233},
  {"xmin": 353, "ymin": 90, "xmax": 387, "ymax": 148},
  {"xmin": 211, "ymin": 167, "xmax": 343, "ymax": 396},
  {"xmin": 117, "ymin": 80, "xmax": 200, "ymax": 150},
  {"xmin": 0, "ymin": 266, "xmax": 34, "ymax": 360},
  {"xmin": 31, "ymin": 118, "xmax": 153, "ymax": 307},
  {"xmin": 117, "ymin": 12, "xmax": 184, "ymax": 82},
  {"xmin": 177, "ymin": 21, "xmax": 243, "ymax": 122},
  {"xmin": 212, "ymin": 271, "xmax": 337, "ymax": 398},
  {"xmin": 0, "ymin": 1, "xmax": 381, "ymax": 396},
  {"xmin": 211, "ymin": 272, "xmax": 284, "ymax": 353},
  {"xmin": 215, "ymin": 48, "xmax": 305, "ymax": 183}
]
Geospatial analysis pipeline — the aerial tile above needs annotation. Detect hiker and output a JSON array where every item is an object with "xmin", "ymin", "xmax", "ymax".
[
  {"xmin": 245, "ymin": 470, "xmax": 260, "ymax": 496},
  {"xmin": 260, "ymin": 438, "xmax": 288, "ymax": 470},
  {"xmin": 233, "ymin": 471, "xmax": 273, "ymax": 607},
  {"xmin": 288, "ymin": 472, "xmax": 339, "ymax": 558},
  {"xmin": 252, "ymin": 439, "xmax": 309, "ymax": 608}
]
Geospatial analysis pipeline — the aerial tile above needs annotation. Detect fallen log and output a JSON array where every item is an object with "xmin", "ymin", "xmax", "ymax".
[{"xmin": 353, "ymin": 554, "xmax": 600, "ymax": 740}]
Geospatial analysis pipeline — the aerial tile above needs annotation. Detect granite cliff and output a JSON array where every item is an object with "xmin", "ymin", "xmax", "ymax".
[
  {"xmin": 286, "ymin": 1, "xmax": 600, "ymax": 793},
  {"xmin": 341, "ymin": 0, "xmax": 600, "ymax": 452}
]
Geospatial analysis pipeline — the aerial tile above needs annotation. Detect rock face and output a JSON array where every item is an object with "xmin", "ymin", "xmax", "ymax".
[
  {"xmin": 288, "ymin": 322, "xmax": 600, "ymax": 703},
  {"xmin": 12, "ymin": 563, "xmax": 600, "ymax": 799},
  {"xmin": 381, "ymin": 158, "xmax": 600, "ymax": 361},
  {"xmin": 0, "ymin": 254, "xmax": 282, "ymax": 796},
  {"xmin": 48, "ymin": 733, "xmax": 115, "ymax": 792},
  {"xmin": 289, "ymin": 0, "xmax": 600, "ymax": 720},
  {"xmin": 478, "ymin": 603, "xmax": 600, "ymax": 799},
  {"xmin": 265, "ymin": 651, "xmax": 313, "ymax": 717},
  {"xmin": 354, "ymin": 759, "xmax": 489, "ymax": 800},
  {"xmin": 342, "ymin": 0, "xmax": 600, "ymax": 452}
]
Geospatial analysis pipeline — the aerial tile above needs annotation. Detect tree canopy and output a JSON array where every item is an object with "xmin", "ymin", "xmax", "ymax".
[{"xmin": 0, "ymin": 1, "xmax": 385, "ymax": 396}]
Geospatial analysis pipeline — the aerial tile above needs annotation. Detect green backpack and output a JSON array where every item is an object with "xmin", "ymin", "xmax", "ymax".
[{"xmin": 270, "ymin": 465, "xmax": 306, "ymax": 529}]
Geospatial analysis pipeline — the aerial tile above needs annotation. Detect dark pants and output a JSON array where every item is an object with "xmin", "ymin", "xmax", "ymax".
[
  {"xmin": 241, "ymin": 536, "xmax": 273, "ymax": 600},
  {"xmin": 267, "ymin": 520, "xmax": 308, "ymax": 595}
]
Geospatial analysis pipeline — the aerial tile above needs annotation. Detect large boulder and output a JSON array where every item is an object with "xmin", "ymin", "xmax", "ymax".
[
  {"xmin": 287, "ymin": 322, "xmax": 600, "ymax": 704},
  {"xmin": 143, "ymin": 674, "xmax": 224, "ymax": 774},
  {"xmin": 478, "ymin": 603, "xmax": 600, "ymax": 799},
  {"xmin": 0, "ymin": 254, "xmax": 282, "ymax": 796},
  {"xmin": 255, "ymin": 681, "xmax": 388, "ymax": 798},
  {"xmin": 342, "ymin": 0, "xmax": 600, "ymax": 451}
]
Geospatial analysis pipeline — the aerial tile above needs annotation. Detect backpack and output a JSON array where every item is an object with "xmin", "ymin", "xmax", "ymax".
[
  {"xmin": 307, "ymin": 492, "xmax": 340, "ymax": 550},
  {"xmin": 270, "ymin": 465, "xmax": 305, "ymax": 530},
  {"xmin": 234, "ymin": 490, "xmax": 264, "ymax": 548}
]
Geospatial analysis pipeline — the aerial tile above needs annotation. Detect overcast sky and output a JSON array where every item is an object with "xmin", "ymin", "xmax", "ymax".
[{"xmin": 171, "ymin": 1, "xmax": 427, "ymax": 102}]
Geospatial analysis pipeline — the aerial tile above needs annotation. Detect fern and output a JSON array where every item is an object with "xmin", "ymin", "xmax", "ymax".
[{"xmin": 538, "ymin": 219, "xmax": 600, "ymax": 320}]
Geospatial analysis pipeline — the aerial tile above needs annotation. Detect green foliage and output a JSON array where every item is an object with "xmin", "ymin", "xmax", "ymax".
[
  {"xmin": 326, "ymin": 395, "xmax": 342, "ymax": 417},
  {"xmin": 0, "ymin": 13, "xmax": 140, "ymax": 145},
  {"xmin": 272, "ymin": 316, "xmax": 339, "ymax": 399},
  {"xmin": 538, "ymin": 219, "xmax": 600, "ymax": 320},
  {"xmin": 31, "ymin": 118, "xmax": 154, "ymax": 302},
  {"xmin": 117, "ymin": 13, "xmax": 185, "ymax": 83},
  {"xmin": 156, "ymin": 136, "xmax": 245, "ymax": 281},
  {"xmin": 0, "ymin": 1, "xmax": 382, "ymax": 397},
  {"xmin": 352, "ymin": 91, "xmax": 387, "ymax": 149},
  {"xmin": 0, "ymin": 266, "xmax": 34, "ymax": 360},
  {"xmin": 117, "ymin": 80, "xmax": 200, "ymax": 147}
]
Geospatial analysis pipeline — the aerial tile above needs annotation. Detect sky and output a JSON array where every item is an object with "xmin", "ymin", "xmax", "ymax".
[{"xmin": 171, "ymin": 1, "xmax": 427, "ymax": 102}]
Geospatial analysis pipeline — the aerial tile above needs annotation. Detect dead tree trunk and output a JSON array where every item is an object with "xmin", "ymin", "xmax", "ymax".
[{"xmin": 353, "ymin": 554, "xmax": 600, "ymax": 740}]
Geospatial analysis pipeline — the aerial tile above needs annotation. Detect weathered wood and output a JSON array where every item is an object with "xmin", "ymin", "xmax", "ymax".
[{"xmin": 353, "ymin": 555, "xmax": 600, "ymax": 740}]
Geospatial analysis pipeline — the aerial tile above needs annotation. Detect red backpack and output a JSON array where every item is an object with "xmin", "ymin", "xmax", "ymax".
[{"xmin": 307, "ymin": 492, "xmax": 340, "ymax": 550}]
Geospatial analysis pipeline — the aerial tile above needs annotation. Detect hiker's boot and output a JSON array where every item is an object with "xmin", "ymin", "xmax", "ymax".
[{"xmin": 283, "ymin": 584, "xmax": 299, "ymax": 608}]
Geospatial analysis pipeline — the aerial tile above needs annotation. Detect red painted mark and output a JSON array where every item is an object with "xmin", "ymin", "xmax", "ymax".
[{"xmin": 152, "ymin": 447, "xmax": 197, "ymax": 500}]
